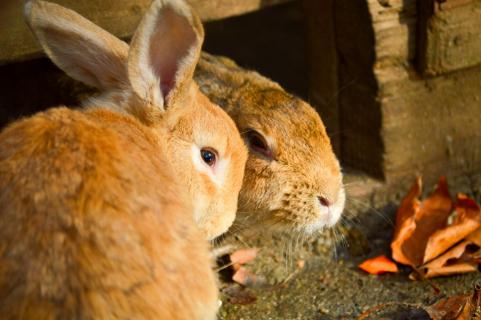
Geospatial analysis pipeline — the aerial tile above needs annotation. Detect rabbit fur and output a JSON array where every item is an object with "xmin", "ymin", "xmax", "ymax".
[
  {"xmin": 0, "ymin": 0, "xmax": 247, "ymax": 318},
  {"xmin": 20, "ymin": 0, "xmax": 346, "ymax": 235},
  {"xmin": 196, "ymin": 53, "xmax": 345, "ymax": 233}
]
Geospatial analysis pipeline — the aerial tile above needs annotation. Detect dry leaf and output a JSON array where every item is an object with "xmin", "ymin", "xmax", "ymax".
[
  {"xmin": 425, "ymin": 294, "xmax": 470, "ymax": 320},
  {"xmin": 229, "ymin": 248, "xmax": 258, "ymax": 266},
  {"xmin": 467, "ymin": 227, "xmax": 481, "ymax": 247},
  {"xmin": 358, "ymin": 286, "xmax": 481, "ymax": 320},
  {"xmin": 391, "ymin": 177, "xmax": 453, "ymax": 266},
  {"xmin": 420, "ymin": 238, "xmax": 480, "ymax": 278},
  {"xmin": 228, "ymin": 291, "xmax": 257, "ymax": 305},
  {"xmin": 425, "ymin": 284, "xmax": 481, "ymax": 320},
  {"xmin": 232, "ymin": 267, "xmax": 258, "ymax": 286},
  {"xmin": 391, "ymin": 177, "xmax": 422, "ymax": 266},
  {"xmin": 223, "ymin": 286, "xmax": 257, "ymax": 305},
  {"xmin": 391, "ymin": 176, "xmax": 481, "ymax": 278},
  {"xmin": 417, "ymin": 194, "xmax": 481, "ymax": 277},
  {"xmin": 358, "ymin": 255, "xmax": 399, "ymax": 275},
  {"xmin": 423, "ymin": 194, "xmax": 481, "ymax": 263}
]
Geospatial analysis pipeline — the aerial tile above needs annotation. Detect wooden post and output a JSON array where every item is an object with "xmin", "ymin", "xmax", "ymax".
[
  {"xmin": 302, "ymin": 0, "xmax": 340, "ymax": 156},
  {"xmin": 417, "ymin": 0, "xmax": 481, "ymax": 76}
]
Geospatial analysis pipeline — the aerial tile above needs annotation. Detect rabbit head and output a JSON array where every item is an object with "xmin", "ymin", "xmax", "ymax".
[
  {"xmin": 196, "ymin": 54, "xmax": 345, "ymax": 234},
  {"xmin": 26, "ymin": 0, "xmax": 343, "ymax": 236},
  {"xmin": 25, "ymin": 0, "xmax": 247, "ymax": 240}
]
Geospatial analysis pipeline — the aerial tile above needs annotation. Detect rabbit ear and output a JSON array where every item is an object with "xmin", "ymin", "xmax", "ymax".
[
  {"xmin": 24, "ymin": 0, "xmax": 129, "ymax": 90},
  {"xmin": 128, "ymin": 0, "xmax": 204, "ymax": 111}
]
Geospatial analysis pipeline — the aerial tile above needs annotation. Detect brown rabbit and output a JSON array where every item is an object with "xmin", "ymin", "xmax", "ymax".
[
  {"xmin": 25, "ymin": 1, "xmax": 345, "ymax": 235},
  {"xmin": 23, "ymin": 0, "xmax": 248, "ymax": 240},
  {"xmin": 0, "ymin": 0, "xmax": 247, "ymax": 319},
  {"xmin": 195, "ymin": 53, "xmax": 345, "ymax": 234}
]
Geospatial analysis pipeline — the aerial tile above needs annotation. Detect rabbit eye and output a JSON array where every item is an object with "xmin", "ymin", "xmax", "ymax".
[
  {"xmin": 200, "ymin": 148, "xmax": 217, "ymax": 167},
  {"xmin": 246, "ymin": 130, "xmax": 273, "ymax": 159}
]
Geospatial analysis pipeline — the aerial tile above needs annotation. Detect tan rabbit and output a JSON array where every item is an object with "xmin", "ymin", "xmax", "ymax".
[
  {"xmin": 23, "ymin": 0, "xmax": 248, "ymax": 240},
  {"xmin": 25, "ymin": 1, "xmax": 345, "ymax": 235},
  {"xmin": 0, "ymin": 0, "xmax": 247, "ymax": 319},
  {"xmin": 195, "ymin": 53, "xmax": 345, "ymax": 234}
]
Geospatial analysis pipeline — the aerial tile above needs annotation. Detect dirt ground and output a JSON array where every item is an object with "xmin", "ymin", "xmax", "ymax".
[{"xmin": 217, "ymin": 171, "xmax": 481, "ymax": 319}]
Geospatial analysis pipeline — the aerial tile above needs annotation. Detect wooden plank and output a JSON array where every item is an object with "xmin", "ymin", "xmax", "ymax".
[
  {"xmin": 417, "ymin": 0, "xmax": 481, "ymax": 76},
  {"xmin": 366, "ymin": 0, "xmax": 481, "ymax": 181},
  {"xmin": 331, "ymin": 0, "xmax": 481, "ymax": 184},
  {"xmin": 0, "ymin": 0, "xmax": 290, "ymax": 65},
  {"xmin": 380, "ymin": 62, "xmax": 481, "ymax": 183},
  {"xmin": 366, "ymin": 0, "xmax": 417, "ymax": 64},
  {"xmin": 193, "ymin": 0, "xmax": 291, "ymax": 20}
]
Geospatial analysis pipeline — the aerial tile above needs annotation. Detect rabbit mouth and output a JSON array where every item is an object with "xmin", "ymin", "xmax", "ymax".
[{"xmin": 271, "ymin": 187, "xmax": 346, "ymax": 234}]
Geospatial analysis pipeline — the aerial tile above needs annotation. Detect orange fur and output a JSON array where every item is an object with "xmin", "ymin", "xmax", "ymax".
[
  {"xmin": 25, "ymin": 0, "xmax": 345, "ymax": 235},
  {"xmin": 0, "ymin": 0, "xmax": 247, "ymax": 318},
  {"xmin": 0, "ymin": 109, "xmax": 217, "ymax": 319},
  {"xmin": 197, "ymin": 54, "xmax": 345, "ymax": 233}
]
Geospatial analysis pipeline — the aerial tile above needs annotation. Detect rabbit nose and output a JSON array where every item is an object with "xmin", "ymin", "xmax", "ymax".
[{"xmin": 317, "ymin": 196, "xmax": 330, "ymax": 207}]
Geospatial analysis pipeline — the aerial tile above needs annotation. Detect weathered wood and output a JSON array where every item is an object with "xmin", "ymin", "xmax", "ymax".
[
  {"xmin": 0, "ymin": 0, "xmax": 290, "ymax": 65},
  {"xmin": 332, "ymin": 0, "xmax": 481, "ymax": 182},
  {"xmin": 302, "ymin": 0, "xmax": 340, "ymax": 155},
  {"xmin": 193, "ymin": 0, "xmax": 291, "ymax": 20},
  {"xmin": 417, "ymin": 0, "xmax": 481, "ymax": 76},
  {"xmin": 367, "ymin": 0, "xmax": 417, "ymax": 64},
  {"xmin": 380, "ymin": 62, "xmax": 481, "ymax": 183}
]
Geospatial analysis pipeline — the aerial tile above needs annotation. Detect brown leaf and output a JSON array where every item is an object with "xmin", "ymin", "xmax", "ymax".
[
  {"xmin": 391, "ymin": 177, "xmax": 422, "ymax": 266},
  {"xmin": 228, "ymin": 292, "xmax": 257, "ymax": 305},
  {"xmin": 391, "ymin": 177, "xmax": 453, "ymax": 266},
  {"xmin": 232, "ymin": 267, "xmax": 258, "ymax": 286},
  {"xmin": 358, "ymin": 255, "xmax": 399, "ymax": 275},
  {"xmin": 423, "ymin": 239, "xmax": 479, "ymax": 278},
  {"xmin": 229, "ymin": 248, "xmax": 258, "ymax": 266},
  {"xmin": 423, "ymin": 194, "xmax": 481, "ymax": 263},
  {"xmin": 422, "ymin": 261, "xmax": 478, "ymax": 279},
  {"xmin": 425, "ymin": 284, "xmax": 481, "ymax": 320},
  {"xmin": 224, "ymin": 286, "xmax": 257, "ymax": 305},
  {"xmin": 425, "ymin": 294, "xmax": 470, "ymax": 320},
  {"xmin": 467, "ymin": 227, "xmax": 481, "ymax": 246}
]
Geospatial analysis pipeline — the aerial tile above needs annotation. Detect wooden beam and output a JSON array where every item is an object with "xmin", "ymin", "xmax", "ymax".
[
  {"xmin": 302, "ymin": 0, "xmax": 340, "ymax": 156},
  {"xmin": 0, "ymin": 0, "xmax": 291, "ymax": 65},
  {"xmin": 417, "ymin": 0, "xmax": 481, "ymax": 76}
]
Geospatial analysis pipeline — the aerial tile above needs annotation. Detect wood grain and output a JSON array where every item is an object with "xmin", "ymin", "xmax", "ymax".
[{"xmin": 0, "ymin": 0, "xmax": 290, "ymax": 65}]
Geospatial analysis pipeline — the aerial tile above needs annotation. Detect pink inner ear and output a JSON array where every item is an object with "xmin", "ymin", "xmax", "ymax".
[
  {"xmin": 149, "ymin": 6, "xmax": 196, "ymax": 99},
  {"xmin": 161, "ymin": 74, "xmax": 175, "ymax": 96}
]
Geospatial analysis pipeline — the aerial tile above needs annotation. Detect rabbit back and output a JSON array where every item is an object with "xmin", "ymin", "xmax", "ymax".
[{"xmin": 0, "ymin": 107, "xmax": 218, "ymax": 319}]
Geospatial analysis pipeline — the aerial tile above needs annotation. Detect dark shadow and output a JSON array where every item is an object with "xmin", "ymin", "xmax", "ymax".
[
  {"xmin": 402, "ymin": 0, "xmax": 425, "ymax": 79},
  {"xmin": 336, "ymin": 202, "xmax": 397, "ymax": 261},
  {"xmin": 334, "ymin": 0, "xmax": 385, "ymax": 179},
  {"xmin": 0, "ymin": 59, "xmax": 94, "ymax": 129},
  {"xmin": 203, "ymin": 2, "xmax": 308, "ymax": 100},
  {"xmin": 405, "ymin": 0, "xmax": 420, "ymax": 70}
]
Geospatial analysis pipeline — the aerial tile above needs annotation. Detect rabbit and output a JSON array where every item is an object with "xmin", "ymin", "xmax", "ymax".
[
  {"xmin": 23, "ymin": 0, "xmax": 248, "ymax": 241},
  {"xmin": 195, "ymin": 53, "xmax": 345, "ymax": 234},
  {"xmin": 25, "ymin": 1, "xmax": 345, "ymax": 235},
  {"xmin": 0, "ymin": 0, "xmax": 247, "ymax": 319}
]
